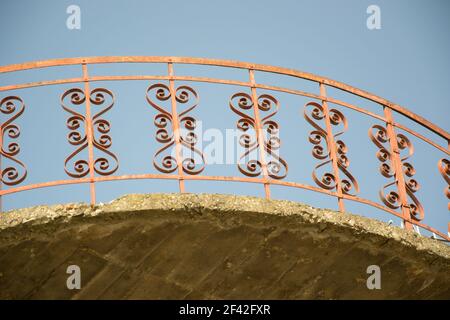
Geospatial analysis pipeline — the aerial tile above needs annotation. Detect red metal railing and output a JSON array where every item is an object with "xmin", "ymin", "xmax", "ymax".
[{"xmin": 0, "ymin": 56, "xmax": 448, "ymax": 241}]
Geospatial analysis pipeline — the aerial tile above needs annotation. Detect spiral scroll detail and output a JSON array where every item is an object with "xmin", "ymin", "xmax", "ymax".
[
  {"xmin": 0, "ymin": 96, "xmax": 27, "ymax": 186},
  {"xmin": 438, "ymin": 158, "xmax": 450, "ymax": 211},
  {"xmin": 230, "ymin": 92, "xmax": 288, "ymax": 180},
  {"xmin": 61, "ymin": 88, "xmax": 118, "ymax": 178},
  {"xmin": 369, "ymin": 125, "xmax": 424, "ymax": 221},
  {"xmin": 304, "ymin": 101, "xmax": 359, "ymax": 196},
  {"xmin": 146, "ymin": 84, "xmax": 205, "ymax": 175}
]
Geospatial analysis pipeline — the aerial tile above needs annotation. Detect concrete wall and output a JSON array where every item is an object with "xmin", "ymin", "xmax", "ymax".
[{"xmin": 0, "ymin": 193, "xmax": 449, "ymax": 299}]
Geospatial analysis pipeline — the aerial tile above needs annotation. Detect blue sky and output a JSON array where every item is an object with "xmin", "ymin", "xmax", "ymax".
[{"xmin": 0, "ymin": 0, "xmax": 449, "ymax": 237}]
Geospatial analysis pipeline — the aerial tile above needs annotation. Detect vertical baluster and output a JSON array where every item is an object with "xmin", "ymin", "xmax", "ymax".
[
  {"xmin": 167, "ymin": 62, "xmax": 185, "ymax": 193},
  {"xmin": 0, "ymin": 96, "xmax": 27, "ymax": 212},
  {"xmin": 249, "ymin": 69, "xmax": 270, "ymax": 199},
  {"xmin": 437, "ymin": 157, "xmax": 449, "ymax": 211},
  {"xmin": 437, "ymin": 141, "xmax": 450, "ymax": 223},
  {"xmin": 319, "ymin": 84, "xmax": 345, "ymax": 212},
  {"xmin": 383, "ymin": 107, "xmax": 412, "ymax": 230},
  {"xmin": 82, "ymin": 63, "xmax": 96, "ymax": 205}
]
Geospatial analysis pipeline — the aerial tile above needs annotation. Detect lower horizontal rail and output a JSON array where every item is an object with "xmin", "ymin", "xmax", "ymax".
[{"xmin": 0, "ymin": 174, "xmax": 448, "ymax": 240}]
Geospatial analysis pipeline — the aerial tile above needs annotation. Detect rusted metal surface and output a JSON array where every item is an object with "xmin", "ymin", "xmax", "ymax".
[
  {"xmin": 0, "ymin": 56, "xmax": 447, "ymax": 140},
  {"xmin": 0, "ymin": 96, "xmax": 27, "ymax": 212},
  {"xmin": 0, "ymin": 96, "xmax": 27, "ymax": 186},
  {"xmin": 438, "ymin": 158, "xmax": 450, "ymax": 211},
  {"xmin": 0, "ymin": 56, "xmax": 448, "ymax": 241},
  {"xmin": 369, "ymin": 108, "xmax": 424, "ymax": 231},
  {"xmin": 229, "ymin": 70, "xmax": 288, "ymax": 198},
  {"xmin": 61, "ymin": 67, "xmax": 118, "ymax": 205},
  {"xmin": 303, "ymin": 85, "xmax": 359, "ymax": 212},
  {"xmin": 146, "ymin": 63, "xmax": 205, "ymax": 193}
]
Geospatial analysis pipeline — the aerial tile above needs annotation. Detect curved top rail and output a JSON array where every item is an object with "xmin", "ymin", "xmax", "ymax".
[{"xmin": 0, "ymin": 56, "xmax": 448, "ymax": 141}]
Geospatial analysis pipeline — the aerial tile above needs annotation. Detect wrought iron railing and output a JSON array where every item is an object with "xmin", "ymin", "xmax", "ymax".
[{"xmin": 0, "ymin": 56, "xmax": 448, "ymax": 241}]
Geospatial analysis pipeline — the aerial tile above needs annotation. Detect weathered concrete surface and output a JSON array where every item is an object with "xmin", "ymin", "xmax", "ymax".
[{"xmin": 0, "ymin": 193, "xmax": 449, "ymax": 300}]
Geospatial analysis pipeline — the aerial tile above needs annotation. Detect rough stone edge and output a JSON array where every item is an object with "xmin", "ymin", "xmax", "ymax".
[{"xmin": 0, "ymin": 193, "xmax": 448, "ymax": 260}]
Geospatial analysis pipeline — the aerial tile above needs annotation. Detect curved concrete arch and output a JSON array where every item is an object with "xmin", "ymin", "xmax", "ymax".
[{"xmin": 0, "ymin": 193, "xmax": 449, "ymax": 299}]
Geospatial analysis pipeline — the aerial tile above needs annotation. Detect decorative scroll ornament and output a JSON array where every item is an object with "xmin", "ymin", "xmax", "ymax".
[
  {"xmin": 229, "ymin": 92, "xmax": 288, "ymax": 179},
  {"xmin": 61, "ymin": 88, "xmax": 118, "ymax": 178},
  {"xmin": 304, "ymin": 101, "xmax": 359, "ymax": 195},
  {"xmin": 438, "ymin": 158, "xmax": 450, "ymax": 210},
  {"xmin": 369, "ymin": 125, "xmax": 424, "ymax": 221},
  {"xmin": 0, "ymin": 96, "xmax": 27, "ymax": 186},
  {"xmin": 146, "ymin": 84, "xmax": 205, "ymax": 175}
]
